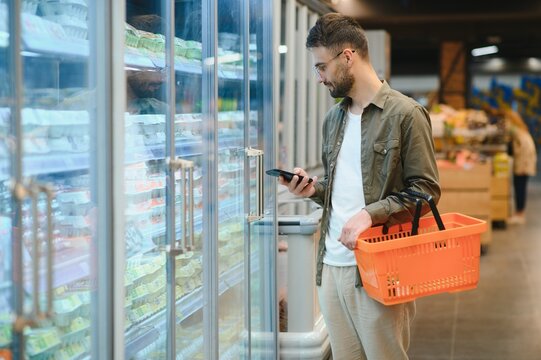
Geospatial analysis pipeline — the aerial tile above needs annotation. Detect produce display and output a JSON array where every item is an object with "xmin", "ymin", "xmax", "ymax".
[{"xmin": 430, "ymin": 104, "xmax": 505, "ymax": 147}]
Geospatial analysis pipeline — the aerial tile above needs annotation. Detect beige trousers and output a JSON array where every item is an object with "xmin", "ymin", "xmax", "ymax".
[{"xmin": 317, "ymin": 264, "xmax": 415, "ymax": 360}]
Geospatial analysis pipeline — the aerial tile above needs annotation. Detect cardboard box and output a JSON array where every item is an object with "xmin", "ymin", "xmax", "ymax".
[
  {"xmin": 437, "ymin": 160, "xmax": 492, "ymax": 244},
  {"xmin": 491, "ymin": 198, "xmax": 509, "ymax": 220},
  {"xmin": 437, "ymin": 191, "xmax": 491, "ymax": 216},
  {"xmin": 491, "ymin": 176, "xmax": 510, "ymax": 197},
  {"xmin": 438, "ymin": 162, "xmax": 491, "ymax": 190}
]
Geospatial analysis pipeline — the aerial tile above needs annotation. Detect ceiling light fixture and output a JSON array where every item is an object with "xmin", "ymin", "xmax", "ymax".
[{"xmin": 471, "ymin": 45, "xmax": 499, "ymax": 57}]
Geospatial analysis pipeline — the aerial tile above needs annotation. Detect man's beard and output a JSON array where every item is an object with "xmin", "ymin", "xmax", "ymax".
[{"xmin": 325, "ymin": 64, "xmax": 354, "ymax": 98}]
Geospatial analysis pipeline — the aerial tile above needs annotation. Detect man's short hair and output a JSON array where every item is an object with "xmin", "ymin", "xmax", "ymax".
[{"xmin": 306, "ymin": 13, "xmax": 369, "ymax": 60}]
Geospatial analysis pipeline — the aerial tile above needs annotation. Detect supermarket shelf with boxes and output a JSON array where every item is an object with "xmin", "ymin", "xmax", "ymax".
[
  {"xmin": 0, "ymin": 109, "xmax": 257, "ymax": 180},
  {"xmin": 128, "ymin": 317, "xmax": 245, "ymax": 360},
  {"xmin": 125, "ymin": 250, "xmax": 257, "ymax": 358},
  {"xmin": 20, "ymin": 188, "xmax": 245, "ymax": 292},
  {"xmin": 0, "ymin": 3, "xmax": 255, "ymax": 81},
  {"xmin": 9, "ymin": 213, "xmax": 247, "ymax": 360},
  {"xmin": 431, "ymin": 105, "xmax": 514, "ymax": 248}
]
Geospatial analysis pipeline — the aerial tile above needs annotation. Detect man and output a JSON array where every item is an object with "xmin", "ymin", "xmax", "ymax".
[{"xmin": 279, "ymin": 13, "xmax": 440, "ymax": 360}]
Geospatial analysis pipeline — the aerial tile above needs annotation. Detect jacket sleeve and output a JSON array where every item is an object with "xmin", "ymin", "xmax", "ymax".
[
  {"xmin": 364, "ymin": 105, "xmax": 441, "ymax": 226},
  {"xmin": 309, "ymin": 113, "xmax": 330, "ymax": 207}
]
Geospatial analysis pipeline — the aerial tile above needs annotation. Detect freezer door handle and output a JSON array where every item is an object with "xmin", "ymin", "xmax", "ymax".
[
  {"xmin": 29, "ymin": 182, "xmax": 55, "ymax": 322},
  {"xmin": 170, "ymin": 158, "xmax": 195, "ymax": 252},
  {"xmin": 246, "ymin": 148, "xmax": 264, "ymax": 222},
  {"xmin": 12, "ymin": 181, "xmax": 55, "ymax": 331},
  {"xmin": 28, "ymin": 183, "xmax": 41, "ymax": 321},
  {"xmin": 37, "ymin": 184, "xmax": 54, "ymax": 319}
]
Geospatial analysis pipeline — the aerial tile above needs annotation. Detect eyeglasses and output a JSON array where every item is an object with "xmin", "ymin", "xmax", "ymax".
[{"xmin": 313, "ymin": 49, "xmax": 355, "ymax": 78}]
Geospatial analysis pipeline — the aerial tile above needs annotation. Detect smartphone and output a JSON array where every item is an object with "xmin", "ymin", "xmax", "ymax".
[{"xmin": 266, "ymin": 168, "xmax": 313, "ymax": 184}]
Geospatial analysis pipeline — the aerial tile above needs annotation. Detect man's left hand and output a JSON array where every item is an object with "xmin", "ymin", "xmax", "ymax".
[{"xmin": 338, "ymin": 209, "xmax": 373, "ymax": 251}]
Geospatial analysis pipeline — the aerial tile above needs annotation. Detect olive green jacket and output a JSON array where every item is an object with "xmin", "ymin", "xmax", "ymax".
[{"xmin": 310, "ymin": 81, "xmax": 441, "ymax": 287}]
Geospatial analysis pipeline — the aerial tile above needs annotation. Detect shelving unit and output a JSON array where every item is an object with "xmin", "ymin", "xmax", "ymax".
[
  {"xmin": 125, "ymin": 255, "xmax": 259, "ymax": 358},
  {"xmin": 1, "ymin": 0, "xmax": 277, "ymax": 358}
]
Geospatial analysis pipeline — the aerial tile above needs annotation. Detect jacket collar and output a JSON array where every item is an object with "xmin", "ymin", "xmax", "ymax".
[{"xmin": 337, "ymin": 80, "xmax": 390, "ymax": 112}]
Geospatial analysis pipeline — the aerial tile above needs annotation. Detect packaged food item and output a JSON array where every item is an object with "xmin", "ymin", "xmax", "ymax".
[
  {"xmin": 42, "ymin": 14, "xmax": 87, "ymax": 39},
  {"xmin": 493, "ymin": 152, "xmax": 511, "ymax": 177},
  {"xmin": 138, "ymin": 30, "xmax": 165, "ymax": 53},
  {"xmin": 184, "ymin": 40, "xmax": 202, "ymax": 60},
  {"xmin": 0, "ymin": 322, "xmax": 11, "ymax": 347},
  {"xmin": 125, "ymin": 162, "xmax": 148, "ymax": 181},
  {"xmin": 56, "ymin": 215, "xmax": 91, "ymax": 238},
  {"xmin": 23, "ymin": 137, "xmax": 50, "ymax": 154},
  {"xmin": 25, "ymin": 327, "xmax": 61, "ymax": 357},
  {"xmin": 22, "ymin": 13, "xmax": 68, "ymax": 40},
  {"xmin": 53, "ymin": 293, "xmax": 83, "ymax": 327},
  {"xmin": 57, "ymin": 190, "xmax": 91, "ymax": 216},
  {"xmin": 174, "ymin": 37, "xmax": 188, "ymax": 57},
  {"xmin": 60, "ymin": 316, "xmax": 90, "ymax": 345},
  {"xmin": 39, "ymin": 0, "xmax": 88, "ymax": 19},
  {"xmin": 125, "ymin": 22, "xmax": 140, "ymax": 47}
]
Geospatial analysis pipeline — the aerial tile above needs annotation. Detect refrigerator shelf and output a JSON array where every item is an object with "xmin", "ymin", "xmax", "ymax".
[
  {"xmin": 125, "ymin": 256, "xmax": 258, "ymax": 355},
  {"xmin": 18, "ymin": 14, "xmax": 249, "ymax": 80},
  {"xmin": 20, "ymin": 196, "xmax": 241, "ymax": 292},
  {"xmin": 143, "ymin": 197, "xmax": 239, "ymax": 240},
  {"xmin": 0, "ymin": 137, "xmax": 248, "ymax": 180}
]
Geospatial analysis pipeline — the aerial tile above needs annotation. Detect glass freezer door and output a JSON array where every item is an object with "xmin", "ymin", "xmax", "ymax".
[
  {"xmin": 122, "ymin": 2, "xmax": 172, "ymax": 359},
  {"xmin": 123, "ymin": 0, "xmax": 206, "ymax": 358},
  {"xmin": 246, "ymin": 0, "xmax": 278, "ymax": 357},
  {"xmin": 0, "ymin": 2, "xmax": 13, "ymax": 357},
  {"xmin": 3, "ymin": 0, "xmax": 103, "ymax": 359}
]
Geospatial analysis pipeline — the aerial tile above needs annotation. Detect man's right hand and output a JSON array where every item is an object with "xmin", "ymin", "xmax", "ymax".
[{"xmin": 278, "ymin": 167, "xmax": 317, "ymax": 198}]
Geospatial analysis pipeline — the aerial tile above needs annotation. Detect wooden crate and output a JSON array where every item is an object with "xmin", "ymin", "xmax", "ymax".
[
  {"xmin": 490, "ymin": 176, "xmax": 511, "ymax": 221},
  {"xmin": 438, "ymin": 162, "xmax": 491, "ymax": 190},
  {"xmin": 437, "ymin": 160, "xmax": 492, "ymax": 245}
]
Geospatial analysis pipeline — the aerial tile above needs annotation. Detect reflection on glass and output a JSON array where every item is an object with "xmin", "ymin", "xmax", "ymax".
[
  {"xmin": 13, "ymin": 0, "xmax": 96, "ymax": 358},
  {"xmin": 249, "ymin": 0, "xmax": 276, "ymax": 358},
  {"xmin": 174, "ymin": 1, "xmax": 205, "ymax": 359},
  {"xmin": 124, "ymin": 0, "xmax": 205, "ymax": 358},
  {"xmin": 0, "ymin": 2, "xmax": 12, "ymax": 355},
  {"xmin": 216, "ymin": 0, "xmax": 247, "ymax": 358},
  {"xmin": 124, "ymin": 2, "xmax": 170, "ymax": 359}
]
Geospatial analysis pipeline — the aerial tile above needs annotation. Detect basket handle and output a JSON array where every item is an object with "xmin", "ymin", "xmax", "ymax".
[
  {"xmin": 388, "ymin": 190, "xmax": 445, "ymax": 236},
  {"xmin": 403, "ymin": 189, "xmax": 446, "ymax": 232},
  {"xmin": 389, "ymin": 192, "xmax": 423, "ymax": 235}
]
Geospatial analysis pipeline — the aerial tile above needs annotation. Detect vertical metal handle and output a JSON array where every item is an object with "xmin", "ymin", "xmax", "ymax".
[
  {"xmin": 169, "ymin": 158, "xmax": 194, "ymax": 252},
  {"xmin": 27, "ymin": 182, "xmax": 55, "ymax": 322},
  {"xmin": 168, "ymin": 158, "xmax": 182, "ymax": 253},
  {"xmin": 246, "ymin": 148, "xmax": 264, "ymax": 222},
  {"xmin": 28, "ymin": 183, "xmax": 41, "ymax": 320},
  {"xmin": 178, "ymin": 159, "xmax": 194, "ymax": 251},
  {"xmin": 38, "ymin": 184, "xmax": 54, "ymax": 319},
  {"xmin": 180, "ymin": 162, "xmax": 187, "ymax": 251},
  {"xmin": 188, "ymin": 164, "xmax": 194, "ymax": 250}
]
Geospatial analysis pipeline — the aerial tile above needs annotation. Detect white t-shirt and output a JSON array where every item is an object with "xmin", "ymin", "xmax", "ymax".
[{"xmin": 323, "ymin": 110, "xmax": 365, "ymax": 266}]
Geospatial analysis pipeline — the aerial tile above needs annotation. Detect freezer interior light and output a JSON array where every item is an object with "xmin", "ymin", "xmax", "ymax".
[
  {"xmin": 278, "ymin": 45, "xmax": 287, "ymax": 54},
  {"xmin": 471, "ymin": 45, "xmax": 499, "ymax": 57}
]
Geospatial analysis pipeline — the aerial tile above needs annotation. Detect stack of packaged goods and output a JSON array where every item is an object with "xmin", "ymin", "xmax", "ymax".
[
  {"xmin": 39, "ymin": 0, "xmax": 88, "ymax": 40},
  {"xmin": 125, "ymin": 254, "xmax": 166, "ymax": 328}
]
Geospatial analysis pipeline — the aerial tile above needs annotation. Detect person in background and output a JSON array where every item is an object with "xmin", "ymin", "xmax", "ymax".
[
  {"xmin": 278, "ymin": 13, "xmax": 440, "ymax": 360},
  {"xmin": 504, "ymin": 108, "xmax": 537, "ymax": 224}
]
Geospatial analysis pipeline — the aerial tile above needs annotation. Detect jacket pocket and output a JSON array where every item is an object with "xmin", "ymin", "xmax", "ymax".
[{"xmin": 373, "ymin": 139, "xmax": 400, "ymax": 177}]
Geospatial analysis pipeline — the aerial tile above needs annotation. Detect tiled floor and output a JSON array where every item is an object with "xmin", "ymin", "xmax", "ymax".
[{"xmin": 408, "ymin": 177, "xmax": 541, "ymax": 360}]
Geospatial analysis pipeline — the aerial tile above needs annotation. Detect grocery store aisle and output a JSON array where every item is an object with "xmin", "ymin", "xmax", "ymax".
[{"xmin": 408, "ymin": 178, "xmax": 541, "ymax": 359}]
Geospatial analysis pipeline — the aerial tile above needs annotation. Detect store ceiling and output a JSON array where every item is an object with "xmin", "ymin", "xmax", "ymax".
[{"xmin": 327, "ymin": 0, "xmax": 541, "ymax": 75}]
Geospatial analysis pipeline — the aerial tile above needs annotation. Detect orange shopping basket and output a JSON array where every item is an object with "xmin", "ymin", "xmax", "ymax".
[{"xmin": 354, "ymin": 189, "xmax": 487, "ymax": 305}]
